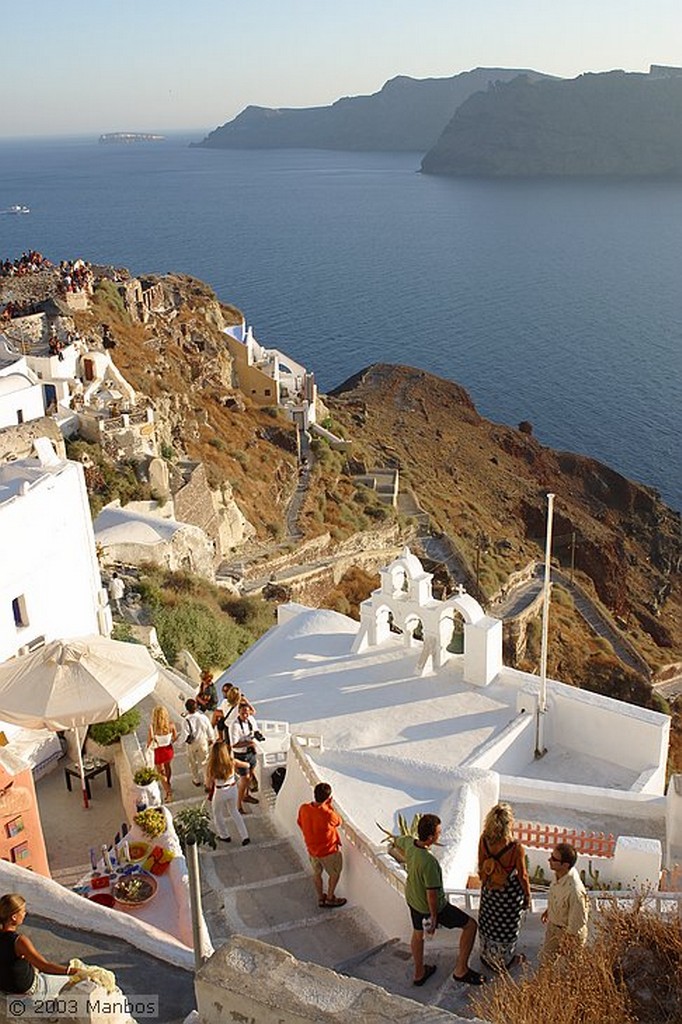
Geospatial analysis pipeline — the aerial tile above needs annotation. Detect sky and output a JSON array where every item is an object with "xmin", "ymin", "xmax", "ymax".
[{"xmin": 2, "ymin": 0, "xmax": 682, "ymax": 138}]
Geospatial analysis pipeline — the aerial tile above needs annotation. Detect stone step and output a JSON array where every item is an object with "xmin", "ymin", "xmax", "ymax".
[{"xmin": 257, "ymin": 905, "xmax": 382, "ymax": 970}]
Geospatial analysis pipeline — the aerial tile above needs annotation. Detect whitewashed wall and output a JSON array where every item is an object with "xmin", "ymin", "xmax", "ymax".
[
  {"xmin": 523, "ymin": 835, "xmax": 662, "ymax": 890},
  {"xmin": 0, "ymin": 858, "xmax": 194, "ymax": 968},
  {"xmin": 0, "ymin": 380, "xmax": 45, "ymax": 429},
  {"xmin": 0, "ymin": 456, "xmax": 106, "ymax": 662},
  {"xmin": 501, "ymin": 775, "xmax": 666, "ymax": 818},
  {"xmin": 464, "ymin": 713, "xmax": 535, "ymax": 774},
  {"xmin": 546, "ymin": 683, "xmax": 669, "ymax": 785},
  {"xmin": 274, "ymin": 739, "xmax": 500, "ymax": 940}
]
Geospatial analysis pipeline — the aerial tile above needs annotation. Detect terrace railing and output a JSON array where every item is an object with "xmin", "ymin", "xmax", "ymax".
[
  {"xmin": 444, "ymin": 887, "xmax": 682, "ymax": 916},
  {"xmin": 514, "ymin": 820, "xmax": 616, "ymax": 858}
]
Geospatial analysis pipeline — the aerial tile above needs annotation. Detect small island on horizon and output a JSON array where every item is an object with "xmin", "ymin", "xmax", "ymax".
[{"xmin": 99, "ymin": 132, "xmax": 166, "ymax": 144}]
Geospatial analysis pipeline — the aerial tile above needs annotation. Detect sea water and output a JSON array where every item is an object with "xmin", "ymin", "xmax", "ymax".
[{"xmin": 0, "ymin": 134, "xmax": 680, "ymax": 509}]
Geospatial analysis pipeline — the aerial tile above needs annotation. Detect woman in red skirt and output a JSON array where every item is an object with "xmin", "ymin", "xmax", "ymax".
[{"xmin": 147, "ymin": 705, "xmax": 177, "ymax": 802}]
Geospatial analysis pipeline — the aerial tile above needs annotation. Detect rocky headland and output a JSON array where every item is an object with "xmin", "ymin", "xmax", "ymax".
[
  {"xmin": 421, "ymin": 68, "xmax": 682, "ymax": 177},
  {"xmin": 196, "ymin": 68, "xmax": 548, "ymax": 153}
]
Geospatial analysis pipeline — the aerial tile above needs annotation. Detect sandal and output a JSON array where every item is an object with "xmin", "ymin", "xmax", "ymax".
[
  {"xmin": 318, "ymin": 895, "xmax": 328, "ymax": 908},
  {"xmin": 324, "ymin": 896, "xmax": 347, "ymax": 908},
  {"xmin": 413, "ymin": 964, "xmax": 437, "ymax": 987},
  {"xmin": 244, "ymin": 795, "xmax": 259, "ymax": 805},
  {"xmin": 453, "ymin": 968, "xmax": 485, "ymax": 986}
]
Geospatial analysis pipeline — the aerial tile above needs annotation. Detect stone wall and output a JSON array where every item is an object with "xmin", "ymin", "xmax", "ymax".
[
  {"xmin": 195, "ymin": 936, "xmax": 473, "ymax": 1024},
  {"xmin": 173, "ymin": 462, "xmax": 223, "ymax": 563},
  {"xmin": 0, "ymin": 418, "xmax": 65, "ymax": 462}
]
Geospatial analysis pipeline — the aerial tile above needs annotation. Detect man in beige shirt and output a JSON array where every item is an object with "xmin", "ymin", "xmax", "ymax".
[{"xmin": 541, "ymin": 843, "xmax": 589, "ymax": 963}]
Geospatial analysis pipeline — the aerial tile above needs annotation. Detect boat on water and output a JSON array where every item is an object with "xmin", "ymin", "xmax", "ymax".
[{"xmin": 2, "ymin": 205, "xmax": 30, "ymax": 215}]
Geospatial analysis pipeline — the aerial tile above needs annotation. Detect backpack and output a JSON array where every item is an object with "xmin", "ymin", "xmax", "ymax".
[
  {"xmin": 481, "ymin": 840, "xmax": 516, "ymax": 890},
  {"xmin": 271, "ymin": 766, "xmax": 286, "ymax": 793}
]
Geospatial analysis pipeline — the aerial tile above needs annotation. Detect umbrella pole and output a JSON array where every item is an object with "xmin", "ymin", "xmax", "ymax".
[{"xmin": 74, "ymin": 726, "xmax": 89, "ymax": 809}]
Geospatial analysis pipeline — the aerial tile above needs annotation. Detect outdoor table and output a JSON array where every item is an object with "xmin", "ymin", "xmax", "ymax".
[{"xmin": 64, "ymin": 757, "xmax": 112, "ymax": 799}]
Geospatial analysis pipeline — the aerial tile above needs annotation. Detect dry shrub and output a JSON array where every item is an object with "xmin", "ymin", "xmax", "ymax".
[
  {"xmin": 473, "ymin": 899, "xmax": 681, "ymax": 1024},
  {"xmin": 322, "ymin": 567, "xmax": 379, "ymax": 620}
]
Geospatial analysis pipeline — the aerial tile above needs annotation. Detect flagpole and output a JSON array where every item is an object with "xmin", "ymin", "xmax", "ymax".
[{"xmin": 535, "ymin": 492, "xmax": 555, "ymax": 759}]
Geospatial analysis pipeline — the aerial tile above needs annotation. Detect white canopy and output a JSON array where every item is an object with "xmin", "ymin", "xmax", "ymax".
[{"xmin": 0, "ymin": 636, "xmax": 157, "ymax": 731}]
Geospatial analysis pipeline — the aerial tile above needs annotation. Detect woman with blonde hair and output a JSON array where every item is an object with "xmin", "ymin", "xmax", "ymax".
[
  {"xmin": 0, "ymin": 894, "xmax": 76, "ymax": 996},
  {"xmin": 477, "ymin": 802, "xmax": 531, "ymax": 971},
  {"xmin": 147, "ymin": 705, "xmax": 178, "ymax": 802},
  {"xmin": 206, "ymin": 740, "xmax": 250, "ymax": 846}
]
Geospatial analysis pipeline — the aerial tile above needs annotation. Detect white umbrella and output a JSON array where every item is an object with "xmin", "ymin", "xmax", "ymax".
[{"xmin": 0, "ymin": 636, "xmax": 157, "ymax": 808}]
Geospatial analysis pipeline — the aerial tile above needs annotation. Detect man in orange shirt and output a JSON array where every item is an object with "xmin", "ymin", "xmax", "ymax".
[{"xmin": 297, "ymin": 782, "xmax": 347, "ymax": 908}]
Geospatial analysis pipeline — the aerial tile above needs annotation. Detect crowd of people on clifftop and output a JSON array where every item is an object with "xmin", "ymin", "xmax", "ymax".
[
  {"xmin": 57, "ymin": 258, "xmax": 93, "ymax": 295},
  {"xmin": 1, "ymin": 298, "xmax": 45, "ymax": 321},
  {"xmin": 0, "ymin": 251, "xmax": 51, "ymax": 278}
]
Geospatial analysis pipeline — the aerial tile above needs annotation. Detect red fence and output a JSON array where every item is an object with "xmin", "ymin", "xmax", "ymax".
[{"xmin": 513, "ymin": 821, "xmax": 616, "ymax": 859}]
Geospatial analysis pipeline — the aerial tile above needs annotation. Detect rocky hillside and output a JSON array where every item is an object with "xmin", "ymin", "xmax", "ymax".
[
  {"xmin": 3, "ymin": 266, "xmax": 680, "ymax": 690},
  {"xmin": 328, "ymin": 364, "xmax": 682, "ymax": 673},
  {"xmin": 196, "ymin": 68, "xmax": 549, "ymax": 153},
  {"xmin": 422, "ymin": 69, "xmax": 682, "ymax": 177}
]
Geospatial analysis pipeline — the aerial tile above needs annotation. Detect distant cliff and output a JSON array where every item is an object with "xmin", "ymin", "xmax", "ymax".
[
  {"xmin": 195, "ymin": 68, "xmax": 549, "ymax": 153},
  {"xmin": 422, "ymin": 69, "xmax": 682, "ymax": 177}
]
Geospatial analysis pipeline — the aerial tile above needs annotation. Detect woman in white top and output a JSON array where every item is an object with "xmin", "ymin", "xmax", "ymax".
[
  {"xmin": 206, "ymin": 741, "xmax": 250, "ymax": 845},
  {"xmin": 147, "ymin": 705, "xmax": 178, "ymax": 802}
]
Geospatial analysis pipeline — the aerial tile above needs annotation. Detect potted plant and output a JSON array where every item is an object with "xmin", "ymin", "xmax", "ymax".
[
  {"xmin": 173, "ymin": 805, "xmax": 217, "ymax": 853},
  {"xmin": 377, "ymin": 812, "xmax": 422, "ymax": 865},
  {"xmin": 133, "ymin": 766, "xmax": 162, "ymax": 809}
]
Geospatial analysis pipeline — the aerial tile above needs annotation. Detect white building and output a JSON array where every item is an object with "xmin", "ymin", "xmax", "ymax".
[
  {"xmin": 0, "ymin": 440, "xmax": 111, "ymax": 664},
  {"xmin": 0, "ymin": 345, "xmax": 47, "ymax": 429},
  {"xmin": 218, "ymin": 549, "xmax": 679, "ymax": 939},
  {"xmin": 94, "ymin": 502, "xmax": 216, "ymax": 579},
  {"xmin": 224, "ymin": 320, "xmax": 318, "ymax": 430}
]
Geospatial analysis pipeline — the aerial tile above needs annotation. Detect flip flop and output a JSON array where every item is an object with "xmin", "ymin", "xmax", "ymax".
[
  {"xmin": 413, "ymin": 964, "xmax": 437, "ymax": 986},
  {"xmin": 453, "ymin": 968, "xmax": 485, "ymax": 985},
  {"xmin": 324, "ymin": 896, "xmax": 347, "ymax": 908}
]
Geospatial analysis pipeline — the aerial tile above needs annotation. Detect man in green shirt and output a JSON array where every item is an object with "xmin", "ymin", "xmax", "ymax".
[{"xmin": 394, "ymin": 813, "xmax": 483, "ymax": 986}]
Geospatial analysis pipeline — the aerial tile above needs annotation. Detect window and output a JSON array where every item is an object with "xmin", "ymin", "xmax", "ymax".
[
  {"xmin": 16, "ymin": 410, "xmax": 24, "ymax": 425},
  {"xmin": 264, "ymin": 389, "xmax": 271, "ymax": 397},
  {"xmin": 12, "ymin": 596, "xmax": 29, "ymax": 629}
]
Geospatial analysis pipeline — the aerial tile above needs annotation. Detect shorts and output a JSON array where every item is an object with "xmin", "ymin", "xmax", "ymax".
[
  {"xmin": 409, "ymin": 901, "xmax": 470, "ymax": 931},
  {"xmin": 235, "ymin": 748, "xmax": 257, "ymax": 775},
  {"xmin": 310, "ymin": 851, "xmax": 342, "ymax": 877}
]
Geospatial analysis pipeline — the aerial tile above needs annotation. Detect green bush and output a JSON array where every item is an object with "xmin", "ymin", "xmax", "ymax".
[
  {"xmin": 219, "ymin": 596, "xmax": 275, "ymax": 635},
  {"xmin": 94, "ymin": 278, "xmax": 127, "ymax": 317},
  {"xmin": 65, "ymin": 440, "xmax": 151, "ymax": 517},
  {"xmin": 88, "ymin": 708, "xmax": 141, "ymax": 746},
  {"xmin": 154, "ymin": 600, "xmax": 251, "ymax": 670},
  {"xmin": 111, "ymin": 621, "xmax": 138, "ymax": 643}
]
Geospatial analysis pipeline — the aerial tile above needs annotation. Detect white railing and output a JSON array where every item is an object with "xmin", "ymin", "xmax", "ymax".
[{"xmin": 444, "ymin": 887, "xmax": 682, "ymax": 916}]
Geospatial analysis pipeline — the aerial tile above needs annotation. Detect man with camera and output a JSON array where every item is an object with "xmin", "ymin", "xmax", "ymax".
[{"xmin": 228, "ymin": 701, "xmax": 265, "ymax": 814}]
